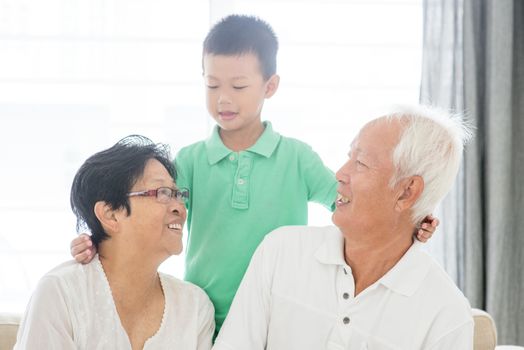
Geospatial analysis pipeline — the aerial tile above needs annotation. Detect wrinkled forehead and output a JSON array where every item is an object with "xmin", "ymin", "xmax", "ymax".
[
  {"xmin": 350, "ymin": 118, "xmax": 403, "ymax": 160},
  {"xmin": 353, "ymin": 117, "xmax": 402, "ymax": 144}
]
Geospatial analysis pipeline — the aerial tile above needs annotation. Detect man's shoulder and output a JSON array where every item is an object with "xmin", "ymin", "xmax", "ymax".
[{"xmin": 416, "ymin": 252, "xmax": 472, "ymax": 318}]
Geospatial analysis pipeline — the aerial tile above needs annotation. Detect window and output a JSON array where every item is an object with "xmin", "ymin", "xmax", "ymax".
[{"xmin": 0, "ymin": 0, "xmax": 422, "ymax": 312}]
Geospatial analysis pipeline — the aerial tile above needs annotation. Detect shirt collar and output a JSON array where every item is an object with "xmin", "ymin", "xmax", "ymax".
[
  {"xmin": 315, "ymin": 232, "xmax": 431, "ymax": 297},
  {"xmin": 205, "ymin": 121, "xmax": 281, "ymax": 165},
  {"xmin": 314, "ymin": 227, "xmax": 348, "ymax": 266},
  {"xmin": 378, "ymin": 241, "xmax": 432, "ymax": 296}
]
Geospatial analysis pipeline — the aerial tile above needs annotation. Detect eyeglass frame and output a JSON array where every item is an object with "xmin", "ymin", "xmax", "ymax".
[{"xmin": 127, "ymin": 187, "xmax": 189, "ymax": 204}]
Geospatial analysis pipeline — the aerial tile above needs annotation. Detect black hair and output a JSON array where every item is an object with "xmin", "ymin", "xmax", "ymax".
[
  {"xmin": 203, "ymin": 14, "xmax": 278, "ymax": 80},
  {"xmin": 70, "ymin": 135, "xmax": 175, "ymax": 249}
]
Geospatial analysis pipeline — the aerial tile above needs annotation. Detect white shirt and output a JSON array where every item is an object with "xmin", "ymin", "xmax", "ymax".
[
  {"xmin": 15, "ymin": 256, "xmax": 215, "ymax": 349},
  {"xmin": 214, "ymin": 226, "xmax": 473, "ymax": 350}
]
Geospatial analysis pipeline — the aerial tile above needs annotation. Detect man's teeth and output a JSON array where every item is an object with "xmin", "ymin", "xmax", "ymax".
[
  {"xmin": 168, "ymin": 223, "xmax": 182, "ymax": 230},
  {"xmin": 336, "ymin": 194, "xmax": 350, "ymax": 204}
]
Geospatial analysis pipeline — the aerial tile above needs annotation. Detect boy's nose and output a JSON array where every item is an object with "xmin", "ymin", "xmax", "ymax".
[{"xmin": 218, "ymin": 93, "xmax": 232, "ymax": 105}]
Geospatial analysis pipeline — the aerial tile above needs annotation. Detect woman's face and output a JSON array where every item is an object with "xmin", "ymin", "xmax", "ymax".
[{"xmin": 123, "ymin": 159, "xmax": 187, "ymax": 259}]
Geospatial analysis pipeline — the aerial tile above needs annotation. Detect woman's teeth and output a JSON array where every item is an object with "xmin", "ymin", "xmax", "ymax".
[{"xmin": 168, "ymin": 223, "xmax": 182, "ymax": 230}]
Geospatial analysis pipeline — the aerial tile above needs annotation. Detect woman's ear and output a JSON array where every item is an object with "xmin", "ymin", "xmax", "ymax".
[
  {"xmin": 264, "ymin": 74, "xmax": 280, "ymax": 98},
  {"xmin": 395, "ymin": 176, "xmax": 424, "ymax": 212},
  {"xmin": 94, "ymin": 201, "xmax": 120, "ymax": 233}
]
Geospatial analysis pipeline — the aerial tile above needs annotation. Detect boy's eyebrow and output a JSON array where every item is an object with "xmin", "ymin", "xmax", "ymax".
[{"xmin": 204, "ymin": 74, "xmax": 249, "ymax": 81}]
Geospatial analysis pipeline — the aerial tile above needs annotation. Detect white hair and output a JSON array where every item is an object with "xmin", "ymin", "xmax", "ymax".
[{"xmin": 383, "ymin": 105, "xmax": 473, "ymax": 225}]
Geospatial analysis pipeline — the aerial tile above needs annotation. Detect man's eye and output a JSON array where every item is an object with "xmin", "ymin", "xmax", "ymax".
[
  {"xmin": 356, "ymin": 160, "xmax": 367, "ymax": 167},
  {"xmin": 233, "ymin": 86, "xmax": 247, "ymax": 90}
]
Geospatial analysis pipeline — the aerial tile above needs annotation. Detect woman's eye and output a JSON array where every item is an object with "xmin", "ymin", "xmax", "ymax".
[{"xmin": 356, "ymin": 160, "xmax": 367, "ymax": 167}]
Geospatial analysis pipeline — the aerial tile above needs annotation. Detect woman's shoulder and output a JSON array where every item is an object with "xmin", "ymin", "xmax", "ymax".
[{"xmin": 159, "ymin": 273, "xmax": 211, "ymax": 304}]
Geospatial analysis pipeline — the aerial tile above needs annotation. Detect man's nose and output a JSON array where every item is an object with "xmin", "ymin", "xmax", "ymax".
[{"xmin": 336, "ymin": 161, "xmax": 351, "ymax": 183}]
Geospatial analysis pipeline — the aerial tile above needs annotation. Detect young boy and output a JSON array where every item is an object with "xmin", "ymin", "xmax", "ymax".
[{"xmin": 70, "ymin": 15, "xmax": 438, "ymax": 335}]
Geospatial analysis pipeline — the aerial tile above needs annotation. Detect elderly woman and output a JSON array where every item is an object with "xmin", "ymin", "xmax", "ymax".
[{"xmin": 14, "ymin": 136, "xmax": 214, "ymax": 349}]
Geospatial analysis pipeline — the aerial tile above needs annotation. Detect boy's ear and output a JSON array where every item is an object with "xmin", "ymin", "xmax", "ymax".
[
  {"xmin": 395, "ymin": 176, "xmax": 424, "ymax": 212},
  {"xmin": 264, "ymin": 74, "xmax": 280, "ymax": 98},
  {"xmin": 94, "ymin": 201, "xmax": 121, "ymax": 234}
]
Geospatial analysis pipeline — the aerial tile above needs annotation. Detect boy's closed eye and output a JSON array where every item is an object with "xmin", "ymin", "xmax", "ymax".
[
  {"xmin": 206, "ymin": 85, "xmax": 219, "ymax": 89},
  {"xmin": 233, "ymin": 85, "xmax": 248, "ymax": 90}
]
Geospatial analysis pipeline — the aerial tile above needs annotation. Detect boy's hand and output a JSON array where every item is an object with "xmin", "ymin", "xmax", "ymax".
[
  {"xmin": 70, "ymin": 234, "xmax": 96, "ymax": 264},
  {"xmin": 416, "ymin": 214, "xmax": 439, "ymax": 243}
]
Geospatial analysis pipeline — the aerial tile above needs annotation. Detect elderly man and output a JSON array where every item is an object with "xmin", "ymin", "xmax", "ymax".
[{"xmin": 213, "ymin": 105, "xmax": 474, "ymax": 349}]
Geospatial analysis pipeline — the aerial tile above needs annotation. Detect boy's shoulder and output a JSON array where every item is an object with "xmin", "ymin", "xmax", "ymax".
[
  {"xmin": 278, "ymin": 134, "xmax": 316, "ymax": 151},
  {"xmin": 176, "ymin": 139, "xmax": 208, "ymax": 162}
]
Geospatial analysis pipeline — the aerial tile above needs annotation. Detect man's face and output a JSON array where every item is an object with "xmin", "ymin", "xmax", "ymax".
[
  {"xmin": 203, "ymin": 53, "xmax": 277, "ymax": 134},
  {"xmin": 332, "ymin": 119, "xmax": 402, "ymax": 238}
]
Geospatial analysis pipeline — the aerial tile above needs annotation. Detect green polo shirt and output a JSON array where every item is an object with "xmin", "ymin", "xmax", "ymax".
[{"xmin": 175, "ymin": 121, "xmax": 337, "ymax": 333}]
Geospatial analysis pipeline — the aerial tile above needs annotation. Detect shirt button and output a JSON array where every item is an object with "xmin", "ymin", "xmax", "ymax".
[
  {"xmin": 229, "ymin": 155, "xmax": 235, "ymax": 161},
  {"xmin": 343, "ymin": 316, "xmax": 350, "ymax": 325},
  {"xmin": 343, "ymin": 292, "xmax": 349, "ymax": 299},
  {"xmin": 238, "ymin": 179, "xmax": 245, "ymax": 185}
]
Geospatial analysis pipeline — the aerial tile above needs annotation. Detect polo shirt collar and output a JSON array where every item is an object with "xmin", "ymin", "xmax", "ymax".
[
  {"xmin": 314, "ymin": 231, "xmax": 431, "ymax": 297},
  {"xmin": 314, "ymin": 227, "xmax": 347, "ymax": 266},
  {"xmin": 378, "ymin": 241, "xmax": 432, "ymax": 296},
  {"xmin": 247, "ymin": 121, "xmax": 281, "ymax": 157},
  {"xmin": 205, "ymin": 121, "xmax": 281, "ymax": 165}
]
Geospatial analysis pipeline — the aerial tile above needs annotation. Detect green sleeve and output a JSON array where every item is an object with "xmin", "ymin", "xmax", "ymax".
[
  {"xmin": 174, "ymin": 149, "xmax": 193, "ymax": 202},
  {"xmin": 300, "ymin": 145, "xmax": 338, "ymax": 211}
]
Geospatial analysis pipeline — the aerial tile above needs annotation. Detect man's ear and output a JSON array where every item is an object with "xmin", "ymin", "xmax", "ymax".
[
  {"xmin": 395, "ymin": 176, "xmax": 424, "ymax": 212},
  {"xmin": 264, "ymin": 74, "xmax": 280, "ymax": 98},
  {"xmin": 94, "ymin": 201, "xmax": 120, "ymax": 233}
]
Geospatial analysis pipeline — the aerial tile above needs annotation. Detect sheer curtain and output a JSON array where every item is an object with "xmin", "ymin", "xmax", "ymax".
[{"xmin": 420, "ymin": 0, "xmax": 524, "ymax": 345}]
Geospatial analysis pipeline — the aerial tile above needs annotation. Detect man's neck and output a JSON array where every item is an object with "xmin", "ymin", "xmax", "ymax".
[
  {"xmin": 344, "ymin": 228, "xmax": 414, "ymax": 296},
  {"xmin": 219, "ymin": 121, "xmax": 265, "ymax": 152}
]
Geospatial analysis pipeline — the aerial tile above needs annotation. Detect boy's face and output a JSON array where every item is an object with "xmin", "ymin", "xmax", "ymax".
[{"xmin": 203, "ymin": 53, "xmax": 279, "ymax": 134}]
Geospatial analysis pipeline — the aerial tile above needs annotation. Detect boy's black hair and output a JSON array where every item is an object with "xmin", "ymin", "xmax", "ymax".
[
  {"xmin": 203, "ymin": 14, "xmax": 278, "ymax": 80},
  {"xmin": 70, "ymin": 135, "xmax": 175, "ymax": 249}
]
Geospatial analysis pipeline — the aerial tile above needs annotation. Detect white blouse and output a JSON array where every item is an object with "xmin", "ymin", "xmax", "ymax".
[{"xmin": 15, "ymin": 256, "xmax": 215, "ymax": 349}]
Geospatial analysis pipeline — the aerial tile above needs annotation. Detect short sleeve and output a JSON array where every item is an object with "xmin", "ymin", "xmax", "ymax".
[
  {"xmin": 174, "ymin": 150, "xmax": 192, "ymax": 192},
  {"xmin": 299, "ymin": 145, "xmax": 337, "ymax": 210},
  {"xmin": 14, "ymin": 276, "xmax": 75, "ymax": 349}
]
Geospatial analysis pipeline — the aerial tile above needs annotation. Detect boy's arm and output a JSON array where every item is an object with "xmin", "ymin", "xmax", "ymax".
[
  {"xmin": 213, "ymin": 236, "xmax": 273, "ymax": 350},
  {"xmin": 417, "ymin": 214, "xmax": 440, "ymax": 242},
  {"xmin": 300, "ymin": 145, "xmax": 338, "ymax": 210},
  {"xmin": 70, "ymin": 234, "xmax": 96, "ymax": 264}
]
